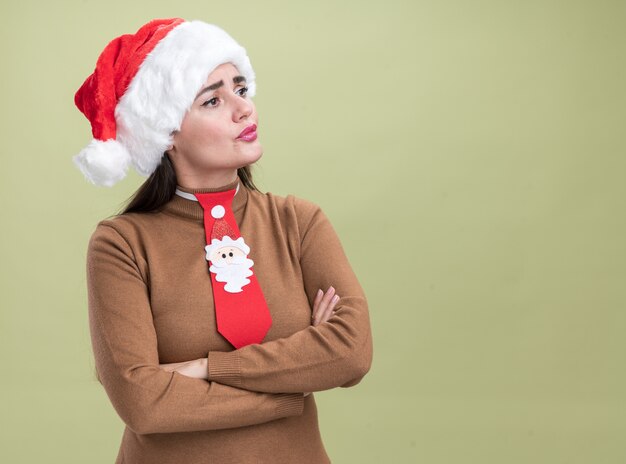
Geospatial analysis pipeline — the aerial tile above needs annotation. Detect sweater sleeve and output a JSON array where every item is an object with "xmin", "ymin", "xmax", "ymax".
[
  {"xmin": 207, "ymin": 197, "xmax": 373, "ymax": 393},
  {"xmin": 86, "ymin": 222, "xmax": 304, "ymax": 435}
]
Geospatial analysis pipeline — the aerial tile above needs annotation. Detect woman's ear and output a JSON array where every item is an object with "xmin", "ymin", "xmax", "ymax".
[{"xmin": 166, "ymin": 130, "xmax": 178, "ymax": 153}]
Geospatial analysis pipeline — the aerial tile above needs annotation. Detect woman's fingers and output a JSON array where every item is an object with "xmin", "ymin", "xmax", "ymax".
[
  {"xmin": 320, "ymin": 295, "xmax": 340, "ymax": 324},
  {"xmin": 159, "ymin": 361, "xmax": 183, "ymax": 372},
  {"xmin": 312, "ymin": 286, "xmax": 335, "ymax": 325},
  {"xmin": 312, "ymin": 289, "xmax": 323, "ymax": 315},
  {"xmin": 159, "ymin": 359, "xmax": 208, "ymax": 379},
  {"xmin": 312, "ymin": 286, "xmax": 338, "ymax": 326},
  {"xmin": 310, "ymin": 289, "xmax": 323, "ymax": 325}
]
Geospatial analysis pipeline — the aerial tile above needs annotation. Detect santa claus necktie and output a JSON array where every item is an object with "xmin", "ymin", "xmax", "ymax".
[{"xmin": 190, "ymin": 185, "xmax": 272, "ymax": 349}]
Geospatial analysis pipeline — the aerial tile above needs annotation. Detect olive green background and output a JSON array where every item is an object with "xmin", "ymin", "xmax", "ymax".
[{"xmin": 1, "ymin": 0, "xmax": 625, "ymax": 462}]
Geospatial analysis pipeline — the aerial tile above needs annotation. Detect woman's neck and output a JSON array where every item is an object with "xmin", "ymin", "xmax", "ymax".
[
  {"xmin": 165, "ymin": 174, "xmax": 247, "ymax": 221},
  {"xmin": 176, "ymin": 169, "xmax": 239, "ymax": 190}
]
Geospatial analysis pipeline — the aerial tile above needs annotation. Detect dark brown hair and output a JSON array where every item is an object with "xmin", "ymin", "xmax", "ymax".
[{"xmin": 118, "ymin": 153, "xmax": 260, "ymax": 215}]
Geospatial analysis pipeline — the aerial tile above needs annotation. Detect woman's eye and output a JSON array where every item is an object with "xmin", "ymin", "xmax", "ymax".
[
  {"xmin": 201, "ymin": 97, "xmax": 219, "ymax": 107},
  {"xmin": 201, "ymin": 87, "xmax": 247, "ymax": 107}
]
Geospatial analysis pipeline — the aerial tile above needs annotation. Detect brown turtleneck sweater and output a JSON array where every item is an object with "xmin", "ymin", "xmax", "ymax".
[{"xmin": 85, "ymin": 176, "xmax": 373, "ymax": 464}]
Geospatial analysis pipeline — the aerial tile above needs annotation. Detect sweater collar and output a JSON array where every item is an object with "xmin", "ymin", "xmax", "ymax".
[{"xmin": 162, "ymin": 175, "xmax": 248, "ymax": 221}]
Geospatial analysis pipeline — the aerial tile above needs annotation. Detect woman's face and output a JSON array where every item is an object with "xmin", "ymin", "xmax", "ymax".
[{"xmin": 168, "ymin": 62, "xmax": 261, "ymax": 186}]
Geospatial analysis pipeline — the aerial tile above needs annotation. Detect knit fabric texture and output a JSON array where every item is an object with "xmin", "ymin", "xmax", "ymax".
[{"xmin": 85, "ymin": 175, "xmax": 373, "ymax": 463}]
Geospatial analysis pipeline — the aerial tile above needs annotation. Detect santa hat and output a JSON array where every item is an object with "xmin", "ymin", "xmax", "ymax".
[
  {"xmin": 204, "ymin": 204, "xmax": 250, "ymax": 260},
  {"xmin": 73, "ymin": 18, "xmax": 256, "ymax": 187}
]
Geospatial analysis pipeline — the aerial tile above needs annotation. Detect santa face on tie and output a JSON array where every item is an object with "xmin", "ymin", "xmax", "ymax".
[{"xmin": 205, "ymin": 235, "xmax": 254, "ymax": 293}]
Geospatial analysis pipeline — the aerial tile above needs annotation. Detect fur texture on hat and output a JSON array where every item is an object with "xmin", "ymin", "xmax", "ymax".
[{"xmin": 73, "ymin": 19, "xmax": 256, "ymax": 186}]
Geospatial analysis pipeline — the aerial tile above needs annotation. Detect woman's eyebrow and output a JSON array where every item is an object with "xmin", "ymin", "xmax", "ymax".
[{"xmin": 195, "ymin": 76, "xmax": 247, "ymax": 100}]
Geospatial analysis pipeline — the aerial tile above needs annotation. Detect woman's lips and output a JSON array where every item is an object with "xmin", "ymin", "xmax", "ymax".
[{"xmin": 237, "ymin": 124, "xmax": 257, "ymax": 141}]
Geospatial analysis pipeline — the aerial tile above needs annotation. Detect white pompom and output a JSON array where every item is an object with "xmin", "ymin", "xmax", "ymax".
[
  {"xmin": 73, "ymin": 139, "xmax": 131, "ymax": 187},
  {"xmin": 211, "ymin": 205, "xmax": 226, "ymax": 219}
]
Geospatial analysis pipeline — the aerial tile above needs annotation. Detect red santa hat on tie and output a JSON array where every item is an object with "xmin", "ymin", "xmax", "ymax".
[
  {"xmin": 73, "ymin": 18, "xmax": 256, "ymax": 187},
  {"xmin": 204, "ymin": 204, "xmax": 250, "ymax": 261}
]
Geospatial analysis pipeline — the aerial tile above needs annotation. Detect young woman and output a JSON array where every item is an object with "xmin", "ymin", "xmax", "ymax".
[{"xmin": 75, "ymin": 18, "xmax": 372, "ymax": 463}]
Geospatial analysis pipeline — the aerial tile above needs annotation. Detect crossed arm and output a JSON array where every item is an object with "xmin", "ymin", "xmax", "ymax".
[
  {"xmin": 163, "ymin": 199, "xmax": 372, "ymax": 394},
  {"xmin": 87, "ymin": 198, "xmax": 371, "ymax": 435},
  {"xmin": 160, "ymin": 285, "xmax": 341, "ymax": 386}
]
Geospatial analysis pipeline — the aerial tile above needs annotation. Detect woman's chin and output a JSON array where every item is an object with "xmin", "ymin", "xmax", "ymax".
[{"xmin": 243, "ymin": 145, "xmax": 263, "ymax": 165}]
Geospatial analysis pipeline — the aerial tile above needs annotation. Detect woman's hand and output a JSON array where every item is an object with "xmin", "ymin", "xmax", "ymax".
[
  {"xmin": 160, "ymin": 358, "xmax": 208, "ymax": 379},
  {"xmin": 311, "ymin": 286, "xmax": 340, "ymax": 326}
]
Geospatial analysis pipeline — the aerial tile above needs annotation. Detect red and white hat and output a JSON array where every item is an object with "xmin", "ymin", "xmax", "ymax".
[{"xmin": 73, "ymin": 18, "xmax": 256, "ymax": 187}]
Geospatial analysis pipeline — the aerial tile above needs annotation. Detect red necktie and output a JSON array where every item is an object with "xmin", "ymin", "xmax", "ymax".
[{"xmin": 195, "ymin": 187, "xmax": 272, "ymax": 349}]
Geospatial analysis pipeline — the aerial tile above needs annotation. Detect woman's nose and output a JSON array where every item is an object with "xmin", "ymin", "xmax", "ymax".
[{"xmin": 233, "ymin": 96, "xmax": 253, "ymax": 121}]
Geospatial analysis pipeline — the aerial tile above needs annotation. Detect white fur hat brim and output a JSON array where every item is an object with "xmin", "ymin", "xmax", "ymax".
[{"xmin": 75, "ymin": 20, "xmax": 256, "ymax": 187}]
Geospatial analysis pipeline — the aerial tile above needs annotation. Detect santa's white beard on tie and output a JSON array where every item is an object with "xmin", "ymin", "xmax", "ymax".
[{"xmin": 209, "ymin": 256, "xmax": 254, "ymax": 293}]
